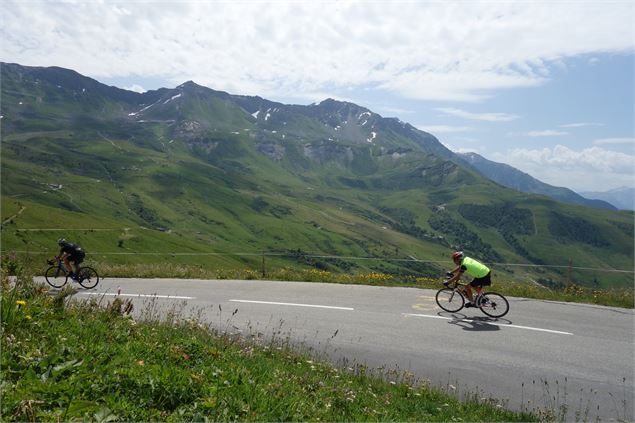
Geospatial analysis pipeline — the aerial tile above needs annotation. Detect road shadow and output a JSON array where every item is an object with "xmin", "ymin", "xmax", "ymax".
[
  {"xmin": 438, "ymin": 312, "xmax": 512, "ymax": 332},
  {"xmin": 449, "ymin": 316, "xmax": 500, "ymax": 332}
]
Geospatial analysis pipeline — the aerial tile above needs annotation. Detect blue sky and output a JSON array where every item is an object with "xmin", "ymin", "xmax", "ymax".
[{"xmin": 2, "ymin": 1, "xmax": 633, "ymax": 192}]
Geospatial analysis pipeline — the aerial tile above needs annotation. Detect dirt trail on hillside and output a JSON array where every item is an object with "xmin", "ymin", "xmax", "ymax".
[{"xmin": 2, "ymin": 205, "xmax": 26, "ymax": 225}]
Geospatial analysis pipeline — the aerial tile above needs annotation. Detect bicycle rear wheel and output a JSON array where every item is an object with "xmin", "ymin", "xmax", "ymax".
[
  {"xmin": 435, "ymin": 288, "xmax": 465, "ymax": 312},
  {"xmin": 78, "ymin": 267, "xmax": 100, "ymax": 289},
  {"xmin": 478, "ymin": 292, "xmax": 509, "ymax": 318},
  {"xmin": 45, "ymin": 266, "xmax": 68, "ymax": 288}
]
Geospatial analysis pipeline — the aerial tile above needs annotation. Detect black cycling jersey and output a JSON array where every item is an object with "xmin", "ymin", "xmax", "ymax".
[{"xmin": 60, "ymin": 243, "xmax": 85, "ymax": 262}]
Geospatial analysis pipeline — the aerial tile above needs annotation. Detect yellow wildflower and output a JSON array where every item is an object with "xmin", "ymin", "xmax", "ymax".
[
  {"xmin": 25, "ymin": 315, "xmax": 32, "ymax": 320},
  {"xmin": 16, "ymin": 300, "xmax": 26, "ymax": 306}
]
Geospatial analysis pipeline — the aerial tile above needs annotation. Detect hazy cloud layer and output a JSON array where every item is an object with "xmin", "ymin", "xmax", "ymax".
[
  {"xmin": 436, "ymin": 107, "xmax": 519, "ymax": 122},
  {"xmin": 593, "ymin": 137, "xmax": 635, "ymax": 146},
  {"xmin": 525, "ymin": 130, "xmax": 569, "ymax": 137},
  {"xmin": 2, "ymin": 1, "xmax": 632, "ymax": 102},
  {"xmin": 560, "ymin": 122, "xmax": 604, "ymax": 128},
  {"xmin": 493, "ymin": 145, "xmax": 634, "ymax": 191},
  {"xmin": 416, "ymin": 125, "xmax": 473, "ymax": 134}
]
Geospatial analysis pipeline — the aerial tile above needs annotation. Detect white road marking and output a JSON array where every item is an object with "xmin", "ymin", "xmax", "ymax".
[
  {"xmin": 230, "ymin": 299, "xmax": 354, "ymax": 311},
  {"xmin": 81, "ymin": 293, "xmax": 195, "ymax": 300},
  {"xmin": 404, "ymin": 313, "xmax": 449, "ymax": 320},
  {"xmin": 402, "ymin": 313, "xmax": 574, "ymax": 335},
  {"xmin": 78, "ymin": 290, "xmax": 570, "ymax": 334}
]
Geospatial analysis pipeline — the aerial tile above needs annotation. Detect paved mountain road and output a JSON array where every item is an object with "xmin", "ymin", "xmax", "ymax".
[{"xmin": 60, "ymin": 277, "xmax": 633, "ymax": 421}]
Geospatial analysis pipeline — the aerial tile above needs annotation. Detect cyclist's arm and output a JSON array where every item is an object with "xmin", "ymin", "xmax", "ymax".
[{"xmin": 447, "ymin": 266, "xmax": 463, "ymax": 284}]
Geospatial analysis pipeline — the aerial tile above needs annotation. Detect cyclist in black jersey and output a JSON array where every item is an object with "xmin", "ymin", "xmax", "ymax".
[{"xmin": 56, "ymin": 238, "xmax": 86, "ymax": 280}]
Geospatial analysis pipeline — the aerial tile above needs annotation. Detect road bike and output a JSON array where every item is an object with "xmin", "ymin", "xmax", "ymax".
[
  {"xmin": 435, "ymin": 274, "xmax": 509, "ymax": 318},
  {"xmin": 44, "ymin": 258, "xmax": 100, "ymax": 289}
]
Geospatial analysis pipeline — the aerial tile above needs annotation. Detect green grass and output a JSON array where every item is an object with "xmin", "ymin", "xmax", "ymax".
[{"xmin": 1, "ymin": 272, "xmax": 536, "ymax": 422}]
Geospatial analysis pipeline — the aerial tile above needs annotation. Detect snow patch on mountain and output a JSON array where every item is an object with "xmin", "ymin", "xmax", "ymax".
[{"xmin": 163, "ymin": 93, "xmax": 182, "ymax": 104}]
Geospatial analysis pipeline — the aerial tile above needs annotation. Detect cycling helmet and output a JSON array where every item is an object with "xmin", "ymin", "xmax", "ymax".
[
  {"xmin": 57, "ymin": 238, "xmax": 67, "ymax": 246},
  {"xmin": 452, "ymin": 251, "xmax": 464, "ymax": 261}
]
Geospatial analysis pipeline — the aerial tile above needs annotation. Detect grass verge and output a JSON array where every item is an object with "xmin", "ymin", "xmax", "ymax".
[{"xmin": 0, "ymin": 271, "xmax": 537, "ymax": 422}]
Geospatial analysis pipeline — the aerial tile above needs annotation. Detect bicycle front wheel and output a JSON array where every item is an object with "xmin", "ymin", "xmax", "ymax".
[
  {"xmin": 435, "ymin": 288, "xmax": 465, "ymax": 312},
  {"xmin": 45, "ymin": 266, "xmax": 68, "ymax": 288},
  {"xmin": 478, "ymin": 292, "xmax": 509, "ymax": 318},
  {"xmin": 78, "ymin": 267, "xmax": 100, "ymax": 289}
]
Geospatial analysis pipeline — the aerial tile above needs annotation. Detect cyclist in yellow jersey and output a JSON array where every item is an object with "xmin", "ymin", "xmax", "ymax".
[{"xmin": 445, "ymin": 251, "xmax": 492, "ymax": 308}]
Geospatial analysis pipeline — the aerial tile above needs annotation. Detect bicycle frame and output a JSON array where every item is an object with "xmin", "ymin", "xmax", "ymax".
[
  {"xmin": 45, "ymin": 258, "xmax": 99, "ymax": 289},
  {"xmin": 437, "ymin": 277, "xmax": 510, "ymax": 318},
  {"xmin": 47, "ymin": 258, "xmax": 68, "ymax": 275},
  {"xmin": 445, "ymin": 279, "xmax": 482, "ymax": 301}
]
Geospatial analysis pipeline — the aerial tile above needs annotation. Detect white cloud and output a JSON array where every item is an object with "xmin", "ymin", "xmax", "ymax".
[
  {"xmin": 492, "ymin": 145, "xmax": 634, "ymax": 191},
  {"xmin": 377, "ymin": 106, "xmax": 415, "ymax": 116},
  {"xmin": 593, "ymin": 137, "xmax": 635, "ymax": 146},
  {"xmin": 454, "ymin": 147, "xmax": 482, "ymax": 154},
  {"xmin": 525, "ymin": 130, "xmax": 569, "ymax": 137},
  {"xmin": 436, "ymin": 107, "xmax": 519, "ymax": 122},
  {"xmin": 380, "ymin": 70, "xmax": 545, "ymax": 102},
  {"xmin": 124, "ymin": 84, "xmax": 146, "ymax": 93},
  {"xmin": 441, "ymin": 137, "xmax": 483, "ymax": 155},
  {"xmin": 416, "ymin": 125, "xmax": 473, "ymax": 134},
  {"xmin": 560, "ymin": 122, "xmax": 604, "ymax": 128},
  {"xmin": 1, "ymin": 1, "xmax": 632, "ymax": 102},
  {"xmin": 509, "ymin": 145, "xmax": 633, "ymax": 172}
]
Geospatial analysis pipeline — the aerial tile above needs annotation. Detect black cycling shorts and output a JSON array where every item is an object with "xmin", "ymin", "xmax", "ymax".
[{"xmin": 469, "ymin": 271, "xmax": 492, "ymax": 287}]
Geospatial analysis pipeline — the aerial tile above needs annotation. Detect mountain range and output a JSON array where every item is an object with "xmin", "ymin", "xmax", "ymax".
[
  {"xmin": 580, "ymin": 187, "xmax": 634, "ymax": 211},
  {"xmin": 1, "ymin": 62, "xmax": 633, "ymax": 288},
  {"xmin": 459, "ymin": 152, "xmax": 618, "ymax": 210}
]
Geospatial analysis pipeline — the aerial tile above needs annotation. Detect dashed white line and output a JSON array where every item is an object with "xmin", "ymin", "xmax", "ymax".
[
  {"xmin": 77, "ymin": 290, "xmax": 571, "ymax": 335},
  {"xmin": 230, "ymin": 299, "xmax": 354, "ymax": 311},
  {"xmin": 402, "ymin": 313, "xmax": 573, "ymax": 335}
]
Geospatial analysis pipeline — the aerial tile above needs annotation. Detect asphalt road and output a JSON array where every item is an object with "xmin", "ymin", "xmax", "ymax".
[{"xmin": 57, "ymin": 277, "xmax": 633, "ymax": 421}]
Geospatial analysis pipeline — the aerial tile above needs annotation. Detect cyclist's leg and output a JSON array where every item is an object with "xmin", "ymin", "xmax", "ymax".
[
  {"xmin": 62, "ymin": 256, "xmax": 73, "ymax": 274},
  {"xmin": 468, "ymin": 277, "xmax": 487, "ymax": 302},
  {"xmin": 465, "ymin": 283, "xmax": 476, "ymax": 302},
  {"xmin": 471, "ymin": 273, "xmax": 491, "ymax": 303},
  {"xmin": 72, "ymin": 256, "xmax": 84, "ymax": 276},
  {"xmin": 474, "ymin": 286, "xmax": 483, "ymax": 303}
]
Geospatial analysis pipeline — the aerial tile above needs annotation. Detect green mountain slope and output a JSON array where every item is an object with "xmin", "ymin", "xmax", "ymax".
[{"xmin": 1, "ymin": 62, "xmax": 633, "ymax": 288}]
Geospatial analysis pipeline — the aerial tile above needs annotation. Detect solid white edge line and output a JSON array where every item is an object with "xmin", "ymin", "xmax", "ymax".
[
  {"xmin": 230, "ymin": 299, "xmax": 354, "ymax": 311},
  {"xmin": 402, "ymin": 313, "xmax": 574, "ymax": 335},
  {"xmin": 81, "ymin": 293, "xmax": 195, "ymax": 300}
]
